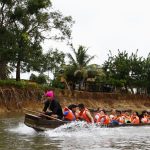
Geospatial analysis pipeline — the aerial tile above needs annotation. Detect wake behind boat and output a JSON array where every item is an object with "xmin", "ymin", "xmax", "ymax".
[{"xmin": 24, "ymin": 113, "xmax": 150, "ymax": 131}]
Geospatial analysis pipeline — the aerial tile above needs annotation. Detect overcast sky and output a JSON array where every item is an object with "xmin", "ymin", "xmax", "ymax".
[
  {"xmin": 19, "ymin": 0, "xmax": 150, "ymax": 79},
  {"xmin": 44, "ymin": 0, "xmax": 150, "ymax": 65}
]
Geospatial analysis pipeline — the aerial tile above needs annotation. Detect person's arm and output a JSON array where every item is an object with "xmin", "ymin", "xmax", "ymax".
[
  {"xmin": 42, "ymin": 100, "xmax": 49, "ymax": 112},
  {"xmin": 86, "ymin": 111, "xmax": 94, "ymax": 123}
]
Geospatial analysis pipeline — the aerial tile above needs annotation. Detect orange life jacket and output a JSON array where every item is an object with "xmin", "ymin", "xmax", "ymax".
[
  {"xmin": 79, "ymin": 108, "xmax": 91, "ymax": 123},
  {"xmin": 95, "ymin": 113, "xmax": 110, "ymax": 124},
  {"xmin": 117, "ymin": 115, "xmax": 125, "ymax": 124},
  {"xmin": 131, "ymin": 115, "xmax": 139, "ymax": 124},
  {"xmin": 63, "ymin": 107, "xmax": 75, "ymax": 121}
]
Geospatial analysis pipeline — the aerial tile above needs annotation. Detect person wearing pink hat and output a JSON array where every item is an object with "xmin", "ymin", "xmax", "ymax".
[{"xmin": 42, "ymin": 90, "xmax": 63, "ymax": 119}]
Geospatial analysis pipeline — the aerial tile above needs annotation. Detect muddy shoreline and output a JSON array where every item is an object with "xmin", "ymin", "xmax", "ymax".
[{"xmin": 0, "ymin": 87, "xmax": 150, "ymax": 114}]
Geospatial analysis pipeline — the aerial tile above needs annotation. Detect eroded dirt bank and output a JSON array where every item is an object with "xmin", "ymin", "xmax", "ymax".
[{"xmin": 0, "ymin": 87, "xmax": 150, "ymax": 114}]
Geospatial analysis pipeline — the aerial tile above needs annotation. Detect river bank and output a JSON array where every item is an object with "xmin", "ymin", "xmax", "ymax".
[{"xmin": 0, "ymin": 87, "xmax": 150, "ymax": 114}]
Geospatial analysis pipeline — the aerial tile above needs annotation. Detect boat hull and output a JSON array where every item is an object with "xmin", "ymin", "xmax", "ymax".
[
  {"xmin": 24, "ymin": 113, "xmax": 150, "ymax": 131},
  {"xmin": 24, "ymin": 113, "xmax": 69, "ymax": 131}
]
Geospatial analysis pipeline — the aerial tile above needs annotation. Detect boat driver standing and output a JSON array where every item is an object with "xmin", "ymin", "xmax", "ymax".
[{"xmin": 42, "ymin": 90, "xmax": 63, "ymax": 119}]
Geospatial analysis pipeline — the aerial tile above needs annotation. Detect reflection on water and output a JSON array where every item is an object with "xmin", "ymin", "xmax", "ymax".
[{"xmin": 0, "ymin": 114, "xmax": 150, "ymax": 150}]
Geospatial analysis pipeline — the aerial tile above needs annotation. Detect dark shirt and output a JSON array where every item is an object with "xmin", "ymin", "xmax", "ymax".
[{"xmin": 43, "ymin": 98, "xmax": 63, "ymax": 119}]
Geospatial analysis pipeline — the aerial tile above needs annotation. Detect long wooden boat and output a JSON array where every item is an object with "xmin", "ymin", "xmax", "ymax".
[{"xmin": 24, "ymin": 113, "xmax": 150, "ymax": 131}]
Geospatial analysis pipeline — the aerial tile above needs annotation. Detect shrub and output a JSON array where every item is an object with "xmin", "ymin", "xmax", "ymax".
[{"xmin": 0, "ymin": 79, "xmax": 39, "ymax": 89}]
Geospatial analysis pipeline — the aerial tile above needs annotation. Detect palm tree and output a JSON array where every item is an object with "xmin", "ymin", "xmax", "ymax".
[{"xmin": 67, "ymin": 45, "xmax": 95, "ymax": 90}]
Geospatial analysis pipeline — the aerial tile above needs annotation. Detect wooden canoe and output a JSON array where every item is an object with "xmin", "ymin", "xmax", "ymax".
[
  {"xmin": 24, "ymin": 113, "xmax": 150, "ymax": 131},
  {"xmin": 24, "ymin": 113, "xmax": 69, "ymax": 131}
]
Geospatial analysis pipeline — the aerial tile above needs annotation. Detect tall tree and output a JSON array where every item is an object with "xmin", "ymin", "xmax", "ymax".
[
  {"xmin": 0, "ymin": 0, "xmax": 73, "ymax": 81},
  {"xmin": 129, "ymin": 50, "xmax": 145, "ymax": 93},
  {"xmin": 103, "ymin": 50, "xmax": 131, "ymax": 92},
  {"xmin": 0, "ymin": 0, "xmax": 17, "ymax": 79},
  {"xmin": 67, "ymin": 45, "xmax": 95, "ymax": 90},
  {"xmin": 0, "ymin": 27, "xmax": 16, "ymax": 79},
  {"xmin": 103, "ymin": 50, "xmax": 147, "ymax": 94},
  {"xmin": 67, "ymin": 45, "xmax": 95, "ymax": 69}
]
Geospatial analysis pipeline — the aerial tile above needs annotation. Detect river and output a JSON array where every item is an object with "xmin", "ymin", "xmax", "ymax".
[{"xmin": 0, "ymin": 113, "xmax": 150, "ymax": 150}]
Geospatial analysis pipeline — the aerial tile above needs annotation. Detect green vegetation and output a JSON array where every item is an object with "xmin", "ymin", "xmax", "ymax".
[
  {"xmin": 0, "ymin": 1, "xmax": 150, "ymax": 94},
  {"xmin": 30, "ymin": 73, "xmax": 48, "ymax": 84},
  {"xmin": 65, "ymin": 45, "xmax": 95, "ymax": 90},
  {"xmin": 103, "ymin": 50, "xmax": 150, "ymax": 94},
  {"xmin": 0, "ymin": 79, "xmax": 39, "ymax": 89},
  {"xmin": 0, "ymin": 0, "xmax": 73, "ymax": 81}
]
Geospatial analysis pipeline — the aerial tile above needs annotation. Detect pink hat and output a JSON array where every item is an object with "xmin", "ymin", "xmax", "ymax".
[{"xmin": 45, "ymin": 91, "xmax": 54, "ymax": 98}]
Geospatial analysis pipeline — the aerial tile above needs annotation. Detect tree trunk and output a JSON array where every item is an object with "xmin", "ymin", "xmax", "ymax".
[
  {"xmin": 16, "ymin": 60, "xmax": 21, "ymax": 81},
  {"xmin": 0, "ymin": 61, "xmax": 8, "ymax": 79}
]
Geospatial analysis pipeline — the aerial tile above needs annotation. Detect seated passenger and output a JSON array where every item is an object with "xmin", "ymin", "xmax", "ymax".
[
  {"xmin": 63, "ymin": 106, "xmax": 76, "ymax": 121},
  {"xmin": 131, "ymin": 112, "xmax": 140, "ymax": 124},
  {"xmin": 117, "ymin": 111, "xmax": 125, "ymax": 124},
  {"xmin": 139, "ymin": 110, "xmax": 146, "ymax": 123},
  {"xmin": 78, "ymin": 103, "xmax": 94, "ymax": 123},
  {"xmin": 124, "ymin": 112, "xmax": 131, "ymax": 124},
  {"xmin": 141, "ymin": 111, "xmax": 149, "ymax": 123},
  {"xmin": 94, "ymin": 109, "xmax": 110, "ymax": 125},
  {"xmin": 109, "ymin": 109, "xmax": 119, "ymax": 125},
  {"xmin": 68, "ymin": 104, "xmax": 78, "ymax": 120}
]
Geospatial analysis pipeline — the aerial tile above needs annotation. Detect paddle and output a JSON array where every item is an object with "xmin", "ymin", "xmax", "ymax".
[{"xmin": 23, "ymin": 108, "xmax": 63, "ymax": 122}]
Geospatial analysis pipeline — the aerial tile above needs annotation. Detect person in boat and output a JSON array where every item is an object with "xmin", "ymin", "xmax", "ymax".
[
  {"xmin": 139, "ymin": 110, "xmax": 147, "ymax": 123},
  {"xmin": 94, "ymin": 109, "xmax": 110, "ymax": 125},
  {"xmin": 42, "ymin": 90, "xmax": 63, "ymax": 119},
  {"xmin": 109, "ymin": 109, "xmax": 119, "ymax": 125},
  {"xmin": 63, "ymin": 104, "xmax": 77, "ymax": 121},
  {"xmin": 124, "ymin": 111, "xmax": 131, "ymax": 124},
  {"xmin": 131, "ymin": 111, "xmax": 140, "ymax": 124},
  {"xmin": 78, "ymin": 103, "xmax": 94, "ymax": 123},
  {"xmin": 115, "ymin": 111, "xmax": 125, "ymax": 125},
  {"xmin": 68, "ymin": 104, "xmax": 79, "ymax": 120},
  {"xmin": 141, "ymin": 111, "xmax": 149, "ymax": 123}
]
